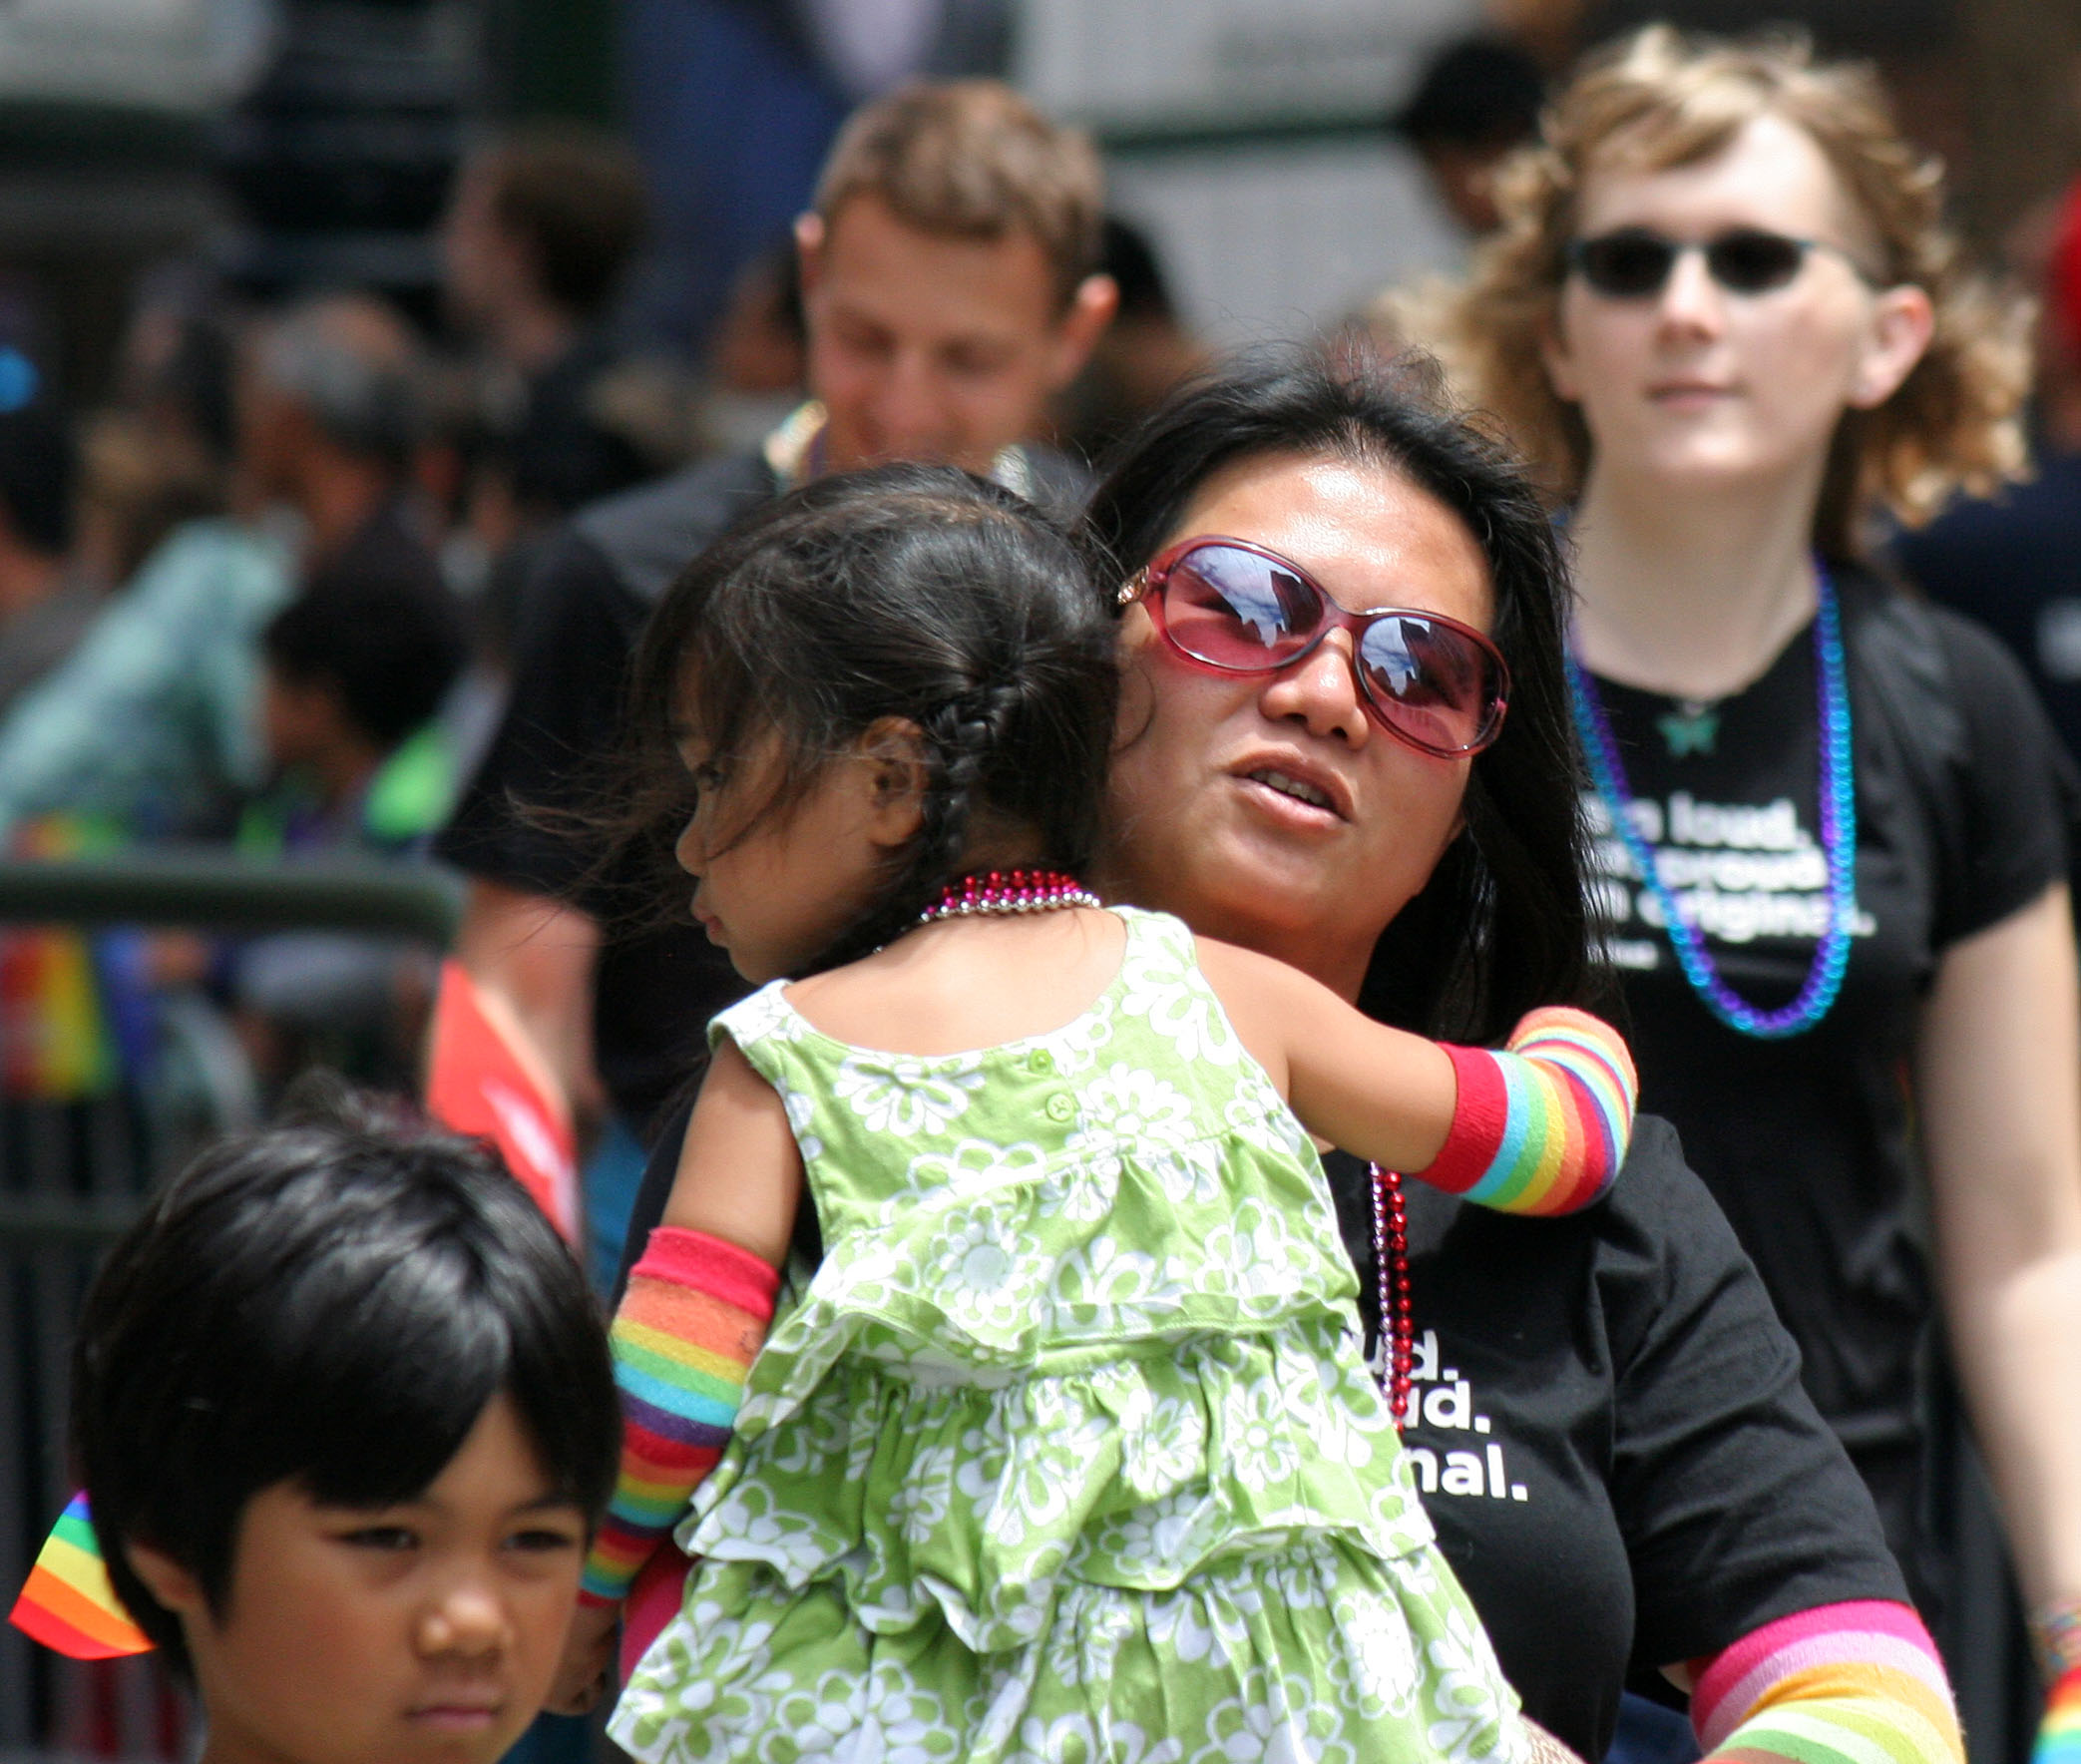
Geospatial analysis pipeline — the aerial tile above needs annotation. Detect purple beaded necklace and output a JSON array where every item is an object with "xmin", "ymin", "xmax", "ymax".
[{"xmin": 1566, "ymin": 562, "xmax": 1860, "ymax": 1040}]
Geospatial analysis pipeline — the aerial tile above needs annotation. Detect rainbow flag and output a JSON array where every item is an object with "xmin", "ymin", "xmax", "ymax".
[
  {"xmin": 2037, "ymin": 1668, "xmax": 2081, "ymax": 1764},
  {"xmin": 8, "ymin": 1492, "xmax": 154, "ymax": 1658}
]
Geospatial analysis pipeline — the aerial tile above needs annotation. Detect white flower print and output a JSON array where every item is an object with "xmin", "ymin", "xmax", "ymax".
[
  {"xmin": 1425, "ymin": 1608, "xmax": 1524, "ymax": 1764},
  {"xmin": 1145, "ymin": 1580, "xmax": 1253, "ymax": 1669},
  {"xmin": 1037, "ymin": 1149, "xmax": 1120, "ymax": 1223},
  {"xmin": 834, "ymin": 1054, "xmax": 983, "ymax": 1135},
  {"xmin": 718, "ymin": 983, "xmax": 805, "ymax": 1047},
  {"xmin": 1185, "ymin": 1671, "xmax": 1357, "ymax": 1764},
  {"xmin": 1009, "ymin": 1711, "xmax": 1186, "ymax": 1764},
  {"xmin": 888, "ymin": 1443, "xmax": 956, "ymax": 1546},
  {"xmin": 887, "ymin": 1137, "xmax": 1047, "ymax": 1220},
  {"xmin": 925, "ymin": 1205, "xmax": 1038, "ymax": 1338},
  {"xmin": 780, "ymin": 1086, "xmax": 824, "ymax": 1162},
  {"xmin": 688, "ymin": 1482, "xmax": 835, "ymax": 1579},
  {"xmin": 1048, "ymin": 996, "xmax": 1117, "ymax": 1075},
  {"xmin": 1121, "ymin": 1394, "xmax": 1207, "ymax": 1496},
  {"xmin": 774, "ymin": 1663, "xmax": 964, "ymax": 1763},
  {"xmin": 1074, "ymin": 1063, "xmax": 1198, "ymax": 1147},
  {"xmin": 1097, "ymin": 1485, "xmax": 1216, "ymax": 1580},
  {"xmin": 1224, "ymin": 1381, "xmax": 1299, "ymax": 1492},
  {"xmin": 1047, "ymin": 1234, "xmax": 1187, "ymax": 1334},
  {"xmin": 1042, "ymin": 1594, "xmax": 1137, "ymax": 1691},
  {"xmin": 1333, "ymin": 1588, "xmax": 1421, "ymax": 1718},
  {"xmin": 1118, "ymin": 928, "xmax": 1244, "ymax": 1067}
]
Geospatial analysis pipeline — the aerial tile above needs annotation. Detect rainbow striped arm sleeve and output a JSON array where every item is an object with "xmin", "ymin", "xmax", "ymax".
[
  {"xmin": 1691, "ymin": 1600, "xmax": 1962, "ymax": 1764},
  {"xmin": 580, "ymin": 1226, "xmax": 778, "ymax": 1608},
  {"xmin": 1416, "ymin": 1006, "xmax": 1638, "ymax": 1215},
  {"xmin": 9, "ymin": 1492, "xmax": 154, "ymax": 1658},
  {"xmin": 2037, "ymin": 1667, "xmax": 2081, "ymax": 1764}
]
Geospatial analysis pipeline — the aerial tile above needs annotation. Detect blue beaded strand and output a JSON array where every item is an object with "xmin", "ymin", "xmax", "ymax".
[{"xmin": 1567, "ymin": 563, "xmax": 1859, "ymax": 1040}]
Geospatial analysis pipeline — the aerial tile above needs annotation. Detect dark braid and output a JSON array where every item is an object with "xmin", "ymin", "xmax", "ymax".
[
  {"xmin": 805, "ymin": 687, "xmax": 1008, "ymax": 970},
  {"xmin": 608, "ymin": 463, "xmax": 1117, "ymax": 973}
]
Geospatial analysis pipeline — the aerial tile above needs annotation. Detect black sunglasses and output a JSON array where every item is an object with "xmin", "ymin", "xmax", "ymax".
[{"xmin": 1564, "ymin": 226, "xmax": 1877, "ymax": 299}]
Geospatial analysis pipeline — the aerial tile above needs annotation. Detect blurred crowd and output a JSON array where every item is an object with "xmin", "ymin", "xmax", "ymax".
[{"xmin": 8, "ymin": 13, "xmax": 2081, "ymax": 1764}]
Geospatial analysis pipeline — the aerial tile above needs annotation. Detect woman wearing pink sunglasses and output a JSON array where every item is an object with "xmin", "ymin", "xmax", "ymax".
[
  {"xmin": 1090, "ymin": 345, "xmax": 1958, "ymax": 1764},
  {"xmin": 1442, "ymin": 26, "xmax": 2081, "ymax": 1763}
]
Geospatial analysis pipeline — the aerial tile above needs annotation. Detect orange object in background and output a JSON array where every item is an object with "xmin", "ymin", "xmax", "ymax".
[{"xmin": 424, "ymin": 958, "xmax": 580, "ymax": 1243}]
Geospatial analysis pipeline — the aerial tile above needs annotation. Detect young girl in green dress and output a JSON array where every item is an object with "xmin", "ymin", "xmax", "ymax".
[{"xmin": 562, "ymin": 464, "xmax": 1636, "ymax": 1763}]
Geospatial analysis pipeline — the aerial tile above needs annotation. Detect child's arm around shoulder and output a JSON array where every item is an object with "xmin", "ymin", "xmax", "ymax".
[
  {"xmin": 1193, "ymin": 935, "xmax": 1637, "ymax": 1215},
  {"xmin": 1193, "ymin": 936, "xmax": 1457, "ymax": 1172},
  {"xmin": 661, "ymin": 1036, "xmax": 804, "ymax": 1267}
]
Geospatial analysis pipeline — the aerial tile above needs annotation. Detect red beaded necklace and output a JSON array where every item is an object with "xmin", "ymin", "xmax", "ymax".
[
  {"xmin": 1370, "ymin": 1163, "xmax": 1414, "ymax": 1429},
  {"xmin": 917, "ymin": 868, "xmax": 1100, "ymax": 924}
]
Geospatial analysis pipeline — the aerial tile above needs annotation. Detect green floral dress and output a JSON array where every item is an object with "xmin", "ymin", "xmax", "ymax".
[{"xmin": 610, "ymin": 908, "xmax": 1526, "ymax": 1764}]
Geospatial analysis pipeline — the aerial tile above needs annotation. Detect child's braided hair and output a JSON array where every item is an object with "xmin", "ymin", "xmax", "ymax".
[{"xmin": 618, "ymin": 463, "xmax": 1116, "ymax": 972}]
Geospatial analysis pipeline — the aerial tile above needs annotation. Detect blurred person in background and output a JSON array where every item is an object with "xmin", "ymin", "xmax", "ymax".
[
  {"xmin": 437, "ymin": 78, "xmax": 1117, "ymax": 1309},
  {"xmin": 695, "ymin": 239, "xmax": 808, "ymax": 456},
  {"xmin": 1890, "ymin": 175, "xmax": 2081, "ymax": 770},
  {"xmin": 1395, "ymin": 34, "xmax": 1549, "ymax": 240},
  {"xmin": 441, "ymin": 128, "xmax": 656, "ymax": 549},
  {"xmin": 1048, "ymin": 214, "xmax": 1207, "ymax": 465},
  {"xmin": 0, "ymin": 376, "xmax": 97, "ymax": 722},
  {"xmin": 0, "ymin": 292, "xmax": 437, "ymax": 846},
  {"xmin": 1448, "ymin": 27, "xmax": 2081, "ymax": 1762},
  {"xmin": 226, "ymin": 565, "xmax": 470, "ymax": 1093}
]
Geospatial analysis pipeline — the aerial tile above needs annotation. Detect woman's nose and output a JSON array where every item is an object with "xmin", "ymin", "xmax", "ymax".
[
  {"xmin": 1258, "ymin": 630, "xmax": 1371, "ymax": 746},
  {"xmin": 1656, "ymin": 245, "xmax": 1727, "ymax": 337}
]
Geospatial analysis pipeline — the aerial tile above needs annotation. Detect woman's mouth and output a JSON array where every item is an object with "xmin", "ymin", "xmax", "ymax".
[
  {"xmin": 1250, "ymin": 767, "xmax": 1334, "ymax": 810},
  {"xmin": 1237, "ymin": 764, "xmax": 1348, "ymax": 825}
]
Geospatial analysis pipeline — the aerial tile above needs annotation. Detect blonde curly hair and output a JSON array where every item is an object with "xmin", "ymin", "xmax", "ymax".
[{"xmin": 1447, "ymin": 25, "xmax": 2027, "ymax": 558}]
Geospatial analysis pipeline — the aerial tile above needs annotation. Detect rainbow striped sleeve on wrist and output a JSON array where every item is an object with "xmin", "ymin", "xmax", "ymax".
[
  {"xmin": 580, "ymin": 1227, "xmax": 779, "ymax": 1608},
  {"xmin": 1691, "ymin": 1600, "xmax": 1962, "ymax": 1764},
  {"xmin": 1416, "ymin": 1006, "xmax": 1638, "ymax": 1215},
  {"xmin": 2037, "ymin": 1667, "xmax": 2081, "ymax": 1764}
]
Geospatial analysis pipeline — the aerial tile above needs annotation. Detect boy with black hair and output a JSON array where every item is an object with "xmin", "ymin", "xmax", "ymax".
[
  {"xmin": 14, "ymin": 1094, "xmax": 619, "ymax": 1764},
  {"xmin": 257, "ymin": 568, "xmax": 469, "ymax": 845}
]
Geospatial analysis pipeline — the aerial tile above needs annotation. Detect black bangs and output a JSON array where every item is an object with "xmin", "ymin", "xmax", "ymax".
[{"xmin": 72, "ymin": 1105, "xmax": 618, "ymax": 1680}]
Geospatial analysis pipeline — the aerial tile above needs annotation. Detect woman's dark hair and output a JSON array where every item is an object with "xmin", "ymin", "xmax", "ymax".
[
  {"xmin": 619, "ymin": 463, "xmax": 1116, "ymax": 970},
  {"xmin": 72, "ymin": 1089, "xmax": 618, "ymax": 1681},
  {"xmin": 1085, "ymin": 343, "xmax": 1596, "ymax": 1044}
]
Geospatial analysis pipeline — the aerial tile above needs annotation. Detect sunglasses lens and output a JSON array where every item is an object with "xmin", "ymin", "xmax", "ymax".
[
  {"xmin": 1573, "ymin": 229, "xmax": 1676, "ymax": 297},
  {"xmin": 1705, "ymin": 228, "xmax": 1808, "ymax": 292},
  {"xmin": 1160, "ymin": 545, "xmax": 1318, "ymax": 669},
  {"xmin": 1357, "ymin": 616, "xmax": 1500, "ymax": 754}
]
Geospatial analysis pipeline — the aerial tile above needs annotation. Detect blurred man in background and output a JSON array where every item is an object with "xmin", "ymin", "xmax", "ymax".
[
  {"xmin": 441, "ymin": 128, "xmax": 655, "ymax": 543},
  {"xmin": 437, "ymin": 77, "xmax": 1117, "ymax": 1291}
]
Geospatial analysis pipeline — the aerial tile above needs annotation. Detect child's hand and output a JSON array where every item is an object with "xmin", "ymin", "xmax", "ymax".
[{"xmin": 547, "ymin": 1598, "xmax": 620, "ymax": 1716}]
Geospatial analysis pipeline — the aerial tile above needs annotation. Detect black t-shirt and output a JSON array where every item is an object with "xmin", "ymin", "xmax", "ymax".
[
  {"xmin": 1322, "ymin": 1128, "xmax": 1906, "ymax": 1760},
  {"xmin": 436, "ymin": 452, "xmax": 778, "ymax": 1134},
  {"xmin": 1578, "ymin": 568, "xmax": 2074, "ymax": 1573},
  {"xmin": 507, "ymin": 331, "xmax": 653, "ymax": 521}
]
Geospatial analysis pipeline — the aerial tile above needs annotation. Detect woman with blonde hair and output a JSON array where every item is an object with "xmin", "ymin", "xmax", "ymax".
[{"xmin": 1452, "ymin": 26, "xmax": 2081, "ymax": 1757}]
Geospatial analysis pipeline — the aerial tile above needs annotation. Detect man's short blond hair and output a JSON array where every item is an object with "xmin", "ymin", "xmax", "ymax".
[{"xmin": 814, "ymin": 80, "xmax": 1105, "ymax": 307}]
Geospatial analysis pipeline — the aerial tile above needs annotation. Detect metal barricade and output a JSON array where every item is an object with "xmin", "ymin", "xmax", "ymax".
[{"xmin": 0, "ymin": 851, "xmax": 461, "ymax": 1758}]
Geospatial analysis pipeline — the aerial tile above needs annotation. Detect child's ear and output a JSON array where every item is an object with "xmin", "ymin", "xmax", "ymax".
[
  {"xmin": 125, "ymin": 1540, "xmax": 206, "ymax": 1617},
  {"xmin": 857, "ymin": 716, "xmax": 928, "ymax": 849}
]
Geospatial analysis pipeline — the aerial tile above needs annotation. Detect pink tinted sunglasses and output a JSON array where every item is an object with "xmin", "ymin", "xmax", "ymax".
[{"xmin": 1120, "ymin": 536, "xmax": 1510, "ymax": 758}]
